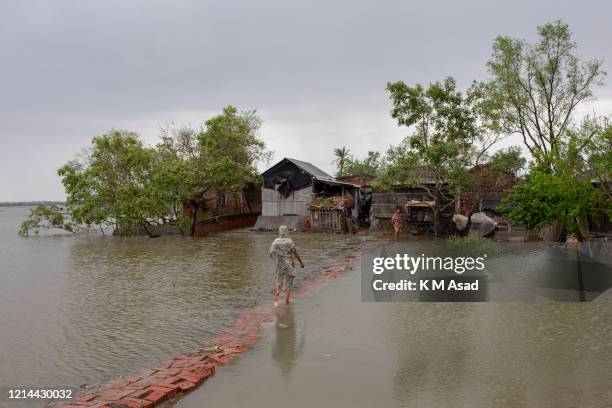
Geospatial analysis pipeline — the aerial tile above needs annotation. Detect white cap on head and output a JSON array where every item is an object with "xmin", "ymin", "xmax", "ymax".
[{"xmin": 278, "ymin": 225, "xmax": 289, "ymax": 237}]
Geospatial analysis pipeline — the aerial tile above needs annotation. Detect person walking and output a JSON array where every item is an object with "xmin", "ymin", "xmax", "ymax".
[{"xmin": 270, "ymin": 225, "xmax": 304, "ymax": 307}]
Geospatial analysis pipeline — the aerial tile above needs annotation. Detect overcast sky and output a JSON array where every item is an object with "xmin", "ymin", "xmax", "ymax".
[{"xmin": 1, "ymin": 0, "xmax": 611, "ymax": 201}]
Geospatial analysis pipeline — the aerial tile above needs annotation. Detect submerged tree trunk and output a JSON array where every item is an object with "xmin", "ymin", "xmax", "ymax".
[
  {"xmin": 142, "ymin": 222, "xmax": 156, "ymax": 238},
  {"xmin": 433, "ymin": 197, "xmax": 441, "ymax": 239},
  {"xmin": 576, "ymin": 216, "xmax": 591, "ymax": 243},
  {"xmin": 189, "ymin": 200, "xmax": 199, "ymax": 237}
]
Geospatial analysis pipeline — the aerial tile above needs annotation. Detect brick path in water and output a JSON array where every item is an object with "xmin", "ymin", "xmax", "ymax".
[{"xmin": 60, "ymin": 241, "xmax": 371, "ymax": 408}]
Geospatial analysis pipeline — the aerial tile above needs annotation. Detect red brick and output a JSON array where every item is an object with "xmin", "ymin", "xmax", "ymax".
[
  {"xmin": 114, "ymin": 400, "xmax": 140, "ymax": 408},
  {"xmin": 146, "ymin": 385, "xmax": 178, "ymax": 399},
  {"xmin": 189, "ymin": 361, "xmax": 210, "ymax": 370},
  {"xmin": 207, "ymin": 353, "xmax": 230, "ymax": 365},
  {"xmin": 189, "ymin": 366, "xmax": 213, "ymax": 381},
  {"xmin": 128, "ymin": 389, "xmax": 152, "ymax": 400},
  {"xmin": 116, "ymin": 398, "xmax": 153, "ymax": 408},
  {"xmin": 143, "ymin": 390, "xmax": 168, "ymax": 404},
  {"xmin": 177, "ymin": 372, "xmax": 203, "ymax": 385},
  {"xmin": 132, "ymin": 377, "xmax": 155, "ymax": 388},
  {"xmin": 76, "ymin": 394, "xmax": 99, "ymax": 402},
  {"xmin": 151, "ymin": 380, "xmax": 178, "ymax": 388},
  {"xmin": 88, "ymin": 403, "xmax": 111, "ymax": 408},
  {"xmin": 225, "ymin": 344, "xmax": 248, "ymax": 353},
  {"xmin": 104, "ymin": 389, "xmax": 135, "ymax": 401},
  {"xmin": 170, "ymin": 359, "xmax": 191, "ymax": 368},
  {"xmin": 151, "ymin": 377, "xmax": 183, "ymax": 388},
  {"xmin": 176, "ymin": 381, "xmax": 197, "ymax": 391}
]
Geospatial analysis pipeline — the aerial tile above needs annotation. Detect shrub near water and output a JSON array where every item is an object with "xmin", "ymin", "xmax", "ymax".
[
  {"xmin": 18, "ymin": 205, "xmax": 81, "ymax": 236},
  {"xmin": 446, "ymin": 233, "xmax": 502, "ymax": 258}
]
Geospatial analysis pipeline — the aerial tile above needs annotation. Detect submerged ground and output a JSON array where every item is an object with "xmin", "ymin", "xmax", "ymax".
[
  {"xmin": 2, "ymin": 206, "xmax": 612, "ymax": 407},
  {"xmin": 178, "ymin": 258, "xmax": 612, "ymax": 408},
  {"xmin": 0, "ymin": 207, "xmax": 362, "ymax": 407}
]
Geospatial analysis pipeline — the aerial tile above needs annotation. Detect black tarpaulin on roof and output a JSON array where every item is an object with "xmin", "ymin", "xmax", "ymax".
[{"xmin": 263, "ymin": 160, "xmax": 312, "ymax": 197}]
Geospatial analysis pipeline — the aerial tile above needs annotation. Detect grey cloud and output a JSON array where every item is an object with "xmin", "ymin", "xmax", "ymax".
[{"xmin": 1, "ymin": 0, "xmax": 611, "ymax": 200}]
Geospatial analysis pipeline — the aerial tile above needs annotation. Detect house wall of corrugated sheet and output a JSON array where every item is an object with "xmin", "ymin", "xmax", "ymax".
[{"xmin": 261, "ymin": 186, "xmax": 312, "ymax": 216}]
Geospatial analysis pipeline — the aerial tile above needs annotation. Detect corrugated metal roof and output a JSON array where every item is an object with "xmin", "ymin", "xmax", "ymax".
[{"xmin": 285, "ymin": 158, "xmax": 333, "ymax": 179}]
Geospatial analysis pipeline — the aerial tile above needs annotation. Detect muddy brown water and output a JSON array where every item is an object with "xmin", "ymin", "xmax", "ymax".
[
  {"xmin": 0, "ymin": 207, "xmax": 362, "ymax": 406},
  {"xmin": 3, "ymin": 206, "xmax": 612, "ymax": 408},
  {"xmin": 178, "ymin": 265, "xmax": 612, "ymax": 408}
]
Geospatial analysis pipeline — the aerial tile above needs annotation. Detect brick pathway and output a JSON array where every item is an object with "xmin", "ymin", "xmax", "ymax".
[{"xmin": 60, "ymin": 242, "xmax": 371, "ymax": 408}]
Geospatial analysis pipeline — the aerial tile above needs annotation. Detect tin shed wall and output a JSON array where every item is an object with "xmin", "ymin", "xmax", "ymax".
[{"xmin": 261, "ymin": 186, "xmax": 312, "ymax": 216}]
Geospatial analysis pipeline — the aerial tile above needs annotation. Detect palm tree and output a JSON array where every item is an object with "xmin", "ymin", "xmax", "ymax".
[{"xmin": 332, "ymin": 147, "xmax": 351, "ymax": 176}]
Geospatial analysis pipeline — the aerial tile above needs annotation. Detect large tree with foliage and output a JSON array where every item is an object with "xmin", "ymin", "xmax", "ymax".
[
  {"xmin": 486, "ymin": 20, "xmax": 606, "ymax": 170},
  {"xmin": 377, "ymin": 77, "xmax": 502, "ymax": 236},
  {"xmin": 146, "ymin": 105, "xmax": 269, "ymax": 235},
  {"xmin": 21, "ymin": 106, "xmax": 270, "ymax": 237},
  {"xmin": 487, "ymin": 21, "xmax": 610, "ymax": 239},
  {"xmin": 57, "ymin": 130, "xmax": 162, "ymax": 235}
]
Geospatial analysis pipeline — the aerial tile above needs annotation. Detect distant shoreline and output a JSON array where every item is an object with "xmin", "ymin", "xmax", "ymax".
[{"xmin": 0, "ymin": 201, "xmax": 65, "ymax": 207}]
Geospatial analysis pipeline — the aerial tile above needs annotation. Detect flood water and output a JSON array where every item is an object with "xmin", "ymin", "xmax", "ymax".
[
  {"xmin": 0, "ymin": 206, "xmax": 362, "ymax": 406},
  {"xmin": 3, "ymin": 205, "xmax": 612, "ymax": 408},
  {"xmin": 179, "ymin": 248, "xmax": 612, "ymax": 408}
]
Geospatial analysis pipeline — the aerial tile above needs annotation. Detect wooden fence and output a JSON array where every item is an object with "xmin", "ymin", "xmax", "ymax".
[{"xmin": 310, "ymin": 210, "xmax": 343, "ymax": 231}]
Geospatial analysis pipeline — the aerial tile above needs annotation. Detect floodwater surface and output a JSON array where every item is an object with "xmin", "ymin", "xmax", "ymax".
[
  {"xmin": 3, "ymin": 206, "xmax": 612, "ymax": 408},
  {"xmin": 0, "ymin": 207, "xmax": 362, "ymax": 407},
  {"xmin": 179, "ymin": 254, "xmax": 612, "ymax": 408}
]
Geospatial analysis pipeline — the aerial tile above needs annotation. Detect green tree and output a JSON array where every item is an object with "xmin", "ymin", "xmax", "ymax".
[
  {"xmin": 343, "ymin": 151, "xmax": 384, "ymax": 176},
  {"xmin": 486, "ymin": 21, "xmax": 610, "ymax": 240},
  {"xmin": 332, "ymin": 146, "xmax": 351, "ymax": 176},
  {"xmin": 377, "ymin": 77, "xmax": 502, "ymax": 236},
  {"xmin": 152, "ymin": 126, "xmax": 201, "ymax": 227},
  {"xmin": 580, "ymin": 118, "xmax": 612, "ymax": 201},
  {"xmin": 502, "ymin": 116, "xmax": 611, "ymax": 240},
  {"xmin": 485, "ymin": 20, "xmax": 606, "ymax": 170},
  {"xmin": 46, "ymin": 106, "xmax": 269, "ymax": 237},
  {"xmin": 487, "ymin": 146, "xmax": 526, "ymax": 179},
  {"xmin": 501, "ymin": 168, "xmax": 605, "ymax": 240},
  {"xmin": 185, "ymin": 106, "xmax": 268, "ymax": 234},
  {"xmin": 57, "ymin": 130, "xmax": 162, "ymax": 236}
]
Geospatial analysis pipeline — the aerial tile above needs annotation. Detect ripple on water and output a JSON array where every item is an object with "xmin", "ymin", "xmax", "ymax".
[{"xmin": 0, "ymin": 210, "xmax": 362, "ymax": 401}]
